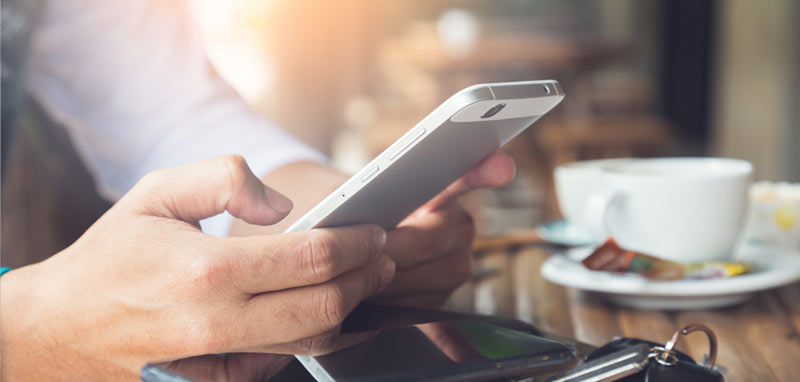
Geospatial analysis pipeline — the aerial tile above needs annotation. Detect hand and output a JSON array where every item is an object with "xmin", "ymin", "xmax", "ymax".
[
  {"xmin": 373, "ymin": 151, "xmax": 516, "ymax": 307},
  {"xmin": 0, "ymin": 155, "xmax": 395, "ymax": 381}
]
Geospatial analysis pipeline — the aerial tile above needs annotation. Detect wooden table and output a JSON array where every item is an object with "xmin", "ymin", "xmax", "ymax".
[{"xmin": 443, "ymin": 233, "xmax": 800, "ymax": 382}]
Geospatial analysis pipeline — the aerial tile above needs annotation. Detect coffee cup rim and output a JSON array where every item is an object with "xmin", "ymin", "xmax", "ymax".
[{"xmin": 598, "ymin": 157, "xmax": 753, "ymax": 179}]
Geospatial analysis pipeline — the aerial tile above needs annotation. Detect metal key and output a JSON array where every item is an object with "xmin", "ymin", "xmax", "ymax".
[{"xmin": 548, "ymin": 343, "xmax": 653, "ymax": 382}]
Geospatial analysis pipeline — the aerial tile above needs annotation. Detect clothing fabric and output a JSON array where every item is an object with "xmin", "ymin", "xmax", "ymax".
[
  {"xmin": 24, "ymin": 0, "xmax": 326, "ymax": 236},
  {"xmin": 1, "ymin": 0, "xmax": 43, "ymax": 173}
]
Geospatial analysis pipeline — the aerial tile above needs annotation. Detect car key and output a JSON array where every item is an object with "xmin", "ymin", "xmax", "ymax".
[
  {"xmin": 644, "ymin": 324, "xmax": 723, "ymax": 382},
  {"xmin": 549, "ymin": 324, "xmax": 723, "ymax": 382},
  {"xmin": 548, "ymin": 343, "xmax": 653, "ymax": 382}
]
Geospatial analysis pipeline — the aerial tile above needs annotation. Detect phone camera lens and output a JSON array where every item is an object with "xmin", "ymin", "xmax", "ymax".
[
  {"xmin": 480, "ymin": 103, "xmax": 506, "ymax": 119},
  {"xmin": 543, "ymin": 84, "xmax": 551, "ymax": 94}
]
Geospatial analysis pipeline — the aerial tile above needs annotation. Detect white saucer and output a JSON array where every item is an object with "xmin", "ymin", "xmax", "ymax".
[
  {"xmin": 534, "ymin": 219, "xmax": 597, "ymax": 247},
  {"xmin": 540, "ymin": 245, "xmax": 800, "ymax": 310}
]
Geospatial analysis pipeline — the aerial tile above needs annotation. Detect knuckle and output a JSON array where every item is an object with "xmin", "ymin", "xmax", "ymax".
[
  {"xmin": 357, "ymin": 226, "xmax": 382, "ymax": 261},
  {"xmin": 315, "ymin": 284, "xmax": 348, "ymax": 329},
  {"xmin": 138, "ymin": 169, "xmax": 163, "ymax": 185},
  {"xmin": 363, "ymin": 260, "xmax": 382, "ymax": 293},
  {"xmin": 291, "ymin": 332, "xmax": 338, "ymax": 356},
  {"xmin": 220, "ymin": 154, "xmax": 248, "ymax": 171},
  {"xmin": 220, "ymin": 154, "xmax": 249, "ymax": 188},
  {"xmin": 185, "ymin": 254, "xmax": 231, "ymax": 291},
  {"xmin": 353, "ymin": 226, "xmax": 378, "ymax": 259},
  {"xmin": 135, "ymin": 169, "xmax": 170, "ymax": 196},
  {"xmin": 292, "ymin": 337, "xmax": 320, "ymax": 355},
  {"xmin": 300, "ymin": 231, "xmax": 338, "ymax": 282},
  {"xmin": 184, "ymin": 315, "xmax": 232, "ymax": 354}
]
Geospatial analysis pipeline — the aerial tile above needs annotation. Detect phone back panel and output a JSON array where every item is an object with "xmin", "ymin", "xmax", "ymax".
[{"xmin": 287, "ymin": 81, "xmax": 564, "ymax": 232}]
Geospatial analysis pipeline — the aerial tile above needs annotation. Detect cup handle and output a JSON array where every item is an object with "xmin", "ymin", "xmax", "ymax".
[{"xmin": 583, "ymin": 188, "xmax": 625, "ymax": 241}]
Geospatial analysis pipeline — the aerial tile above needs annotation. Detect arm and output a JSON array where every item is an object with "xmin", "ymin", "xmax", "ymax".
[{"xmin": 27, "ymin": 0, "xmax": 326, "ymax": 236}]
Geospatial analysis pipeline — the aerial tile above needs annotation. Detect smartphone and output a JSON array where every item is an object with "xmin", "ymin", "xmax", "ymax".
[
  {"xmin": 286, "ymin": 80, "xmax": 564, "ymax": 232},
  {"xmin": 141, "ymin": 305, "xmax": 576, "ymax": 382},
  {"xmin": 296, "ymin": 319, "xmax": 576, "ymax": 382}
]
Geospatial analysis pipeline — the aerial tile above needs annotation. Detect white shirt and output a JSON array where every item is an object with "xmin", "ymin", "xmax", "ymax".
[{"xmin": 26, "ymin": 0, "xmax": 326, "ymax": 236}]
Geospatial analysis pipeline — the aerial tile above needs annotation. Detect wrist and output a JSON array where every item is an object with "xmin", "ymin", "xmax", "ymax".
[{"xmin": 0, "ymin": 263, "xmax": 52, "ymax": 380}]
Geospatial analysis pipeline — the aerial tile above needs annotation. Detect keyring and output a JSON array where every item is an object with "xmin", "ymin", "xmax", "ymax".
[
  {"xmin": 659, "ymin": 323, "xmax": 718, "ymax": 368},
  {"xmin": 650, "ymin": 345, "xmax": 680, "ymax": 366}
]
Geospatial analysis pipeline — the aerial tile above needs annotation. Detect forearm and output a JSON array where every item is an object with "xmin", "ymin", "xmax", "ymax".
[
  {"xmin": 0, "ymin": 262, "xmax": 135, "ymax": 380},
  {"xmin": 2, "ymin": 269, "xmax": 26, "ymax": 379},
  {"xmin": 228, "ymin": 161, "xmax": 349, "ymax": 236}
]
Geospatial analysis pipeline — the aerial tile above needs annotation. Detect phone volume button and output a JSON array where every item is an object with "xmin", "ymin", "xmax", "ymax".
[
  {"xmin": 360, "ymin": 166, "xmax": 380, "ymax": 182},
  {"xmin": 388, "ymin": 128, "xmax": 426, "ymax": 161}
]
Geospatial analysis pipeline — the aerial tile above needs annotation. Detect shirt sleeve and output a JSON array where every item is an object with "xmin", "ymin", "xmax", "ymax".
[{"xmin": 26, "ymin": 0, "xmax": 327, "ymax": 236}]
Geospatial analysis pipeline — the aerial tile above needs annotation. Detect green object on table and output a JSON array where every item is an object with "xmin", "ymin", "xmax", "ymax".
[
  {"xmin": 457, "ymin": 319, "xmax": 565, "ymax": 359},
  {"xmin": 0, "ymin": 267, "xmax": 12, "ymax": 276},
  {"xmin": 627, "ymin": 256, "xmax": 655, "ymax": 273}
]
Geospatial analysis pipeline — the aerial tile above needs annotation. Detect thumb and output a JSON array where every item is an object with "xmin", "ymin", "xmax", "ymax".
[{"xmin": 128, "ymin": 155, "xmax": 293, "ymax": 225}]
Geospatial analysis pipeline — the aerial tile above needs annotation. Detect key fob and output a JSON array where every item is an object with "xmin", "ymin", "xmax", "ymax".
[
  {"xmin": 584, "ymin": 338, "xmax": 696, "ymax": 382},
  {"xmin": 645, "ymin": 361, "xmax": 724, "ymax": 382},
  {"xmin": 570, "ymin": 324, "xmax": 723, "ymax": 382}
]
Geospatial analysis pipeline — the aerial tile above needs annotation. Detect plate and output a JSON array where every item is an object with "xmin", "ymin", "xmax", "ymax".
[
  {"xmin": 534, "ymin": 219, "xmax": 597, "ymax": 247},
  {"xmin": 540, "ymin": 245, "xmax": 800, "ymax": 310}
]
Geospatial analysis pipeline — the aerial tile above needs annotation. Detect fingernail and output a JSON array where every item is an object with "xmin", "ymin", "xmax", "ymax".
[
  {"xmin": 374, "ymin": 228, "xmax": 387, "ymax": 249},
  {"xmin": 265, "ymin": 188, "xmax": 293, "ymax": 213},
  {"xmin": 377, "ymin": 255, "xmax": 395, "ymax": 286}
]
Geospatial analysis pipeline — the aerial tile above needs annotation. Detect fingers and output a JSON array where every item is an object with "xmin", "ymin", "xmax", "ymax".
[
  {"xmin": 251, "ymin": 329, "xmax": 379, "ymax": 356},
  {"xmin": 377, "ymin": 249, "xmax": 472, "ymax": 299},
  {"xmin": 423, "ymin": 151, "xmax": 515, "ymax": 212},
  {"xmin": 386, "ymin": 204, "xmax": 475, "ymax": 269},
  {"xmin": 129, "ymin": 155, "xmax": 293, "ymax": 225},
  {"xmin": 224, "ymin": 224, "xmax": 387, "ymax": 294},
  {"xmin": 236, "ymin": 255, "xmax": 395, "ymax": 347}
]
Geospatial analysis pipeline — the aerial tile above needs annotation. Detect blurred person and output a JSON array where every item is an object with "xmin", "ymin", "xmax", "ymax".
[{"xmin": 0, "ymin": 0, "xmax": 516, "ymax": 380}]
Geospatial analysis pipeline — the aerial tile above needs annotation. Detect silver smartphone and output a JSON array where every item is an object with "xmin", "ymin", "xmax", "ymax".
[{"xmin": 285, "ymin": 80, "xmax": 565, "ymax": 233}]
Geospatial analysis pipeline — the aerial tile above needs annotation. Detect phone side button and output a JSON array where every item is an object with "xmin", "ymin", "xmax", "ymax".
[
  {"xmin": 314, "ymin": 199, "xmax": 339, "ymax": 219},
  {"xmin": 359, "ymin": 166, "xmax": 380, "ymax": 182},
  {"xmin": 388, "ymin": 128, "xmax": 426, "ymax": 161}
]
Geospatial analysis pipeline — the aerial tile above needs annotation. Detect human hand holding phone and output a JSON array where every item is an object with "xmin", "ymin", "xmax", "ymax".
[
  {"xmin": 277, "ymin": 81, "xmax": 561, "ymax": 310},
  {"xmin": 374, "ymin": 151, "xmax": 515, "ymax": 308},
  {"xmin": 0, "ymin": 156, "xmax": 394, "ymax": 381}
]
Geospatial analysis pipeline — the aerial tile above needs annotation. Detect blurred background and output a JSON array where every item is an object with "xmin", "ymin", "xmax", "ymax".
[
  {"xmin": 188, "ymin": 0, "xmax": 800, "ymax": 232},
  {"xmin": 3, "ymin": 0, "xmax": 799, "ymax": 266}
]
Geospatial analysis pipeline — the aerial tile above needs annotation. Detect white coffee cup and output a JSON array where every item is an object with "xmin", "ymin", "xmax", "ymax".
[
  {"xmin": 582, "ymin": 158, "xmax": 753, "ymax": 262},
  {"xmin": 554, "ymin": 158, "xmax": 636, "ymax": 240}
]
